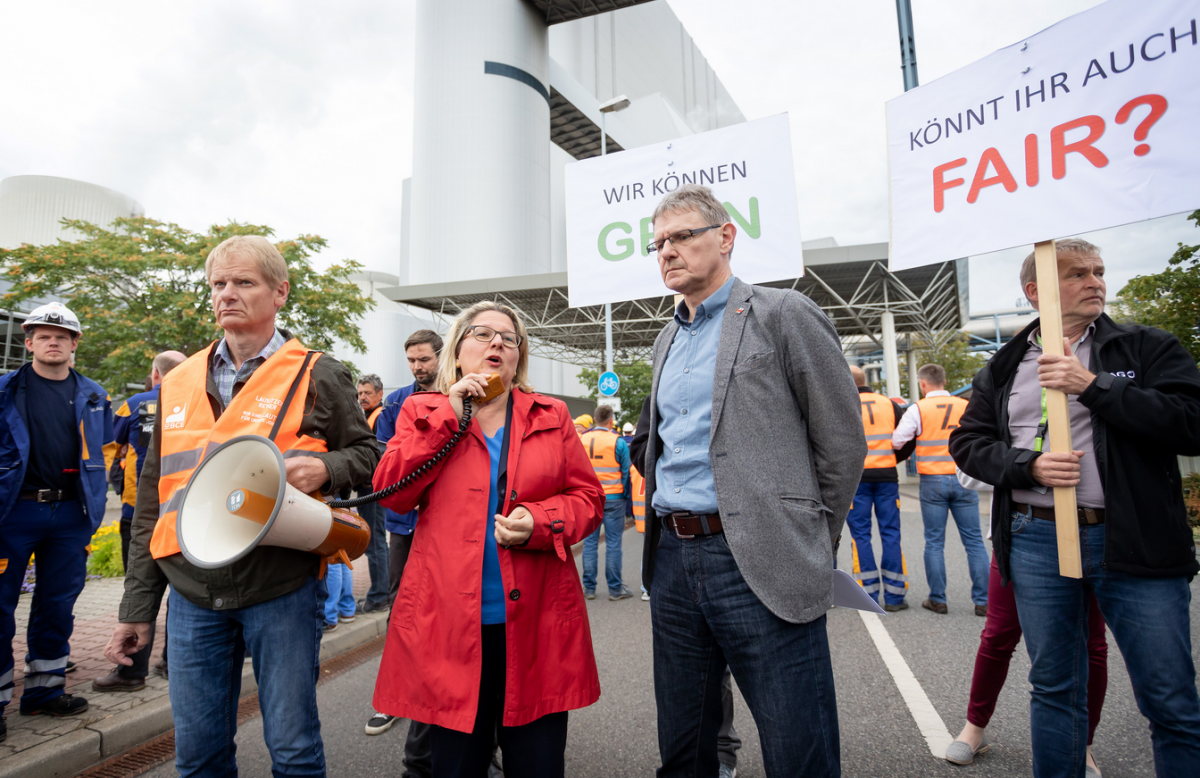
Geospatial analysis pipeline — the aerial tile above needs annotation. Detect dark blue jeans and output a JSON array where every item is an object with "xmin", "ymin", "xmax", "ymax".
[
  {"xmin": 0, "ymin": 499, "xmax": 90, "ymax": 711},
  {"xmin": 581, "ymin": 499, "xmax": 626, "ymax": 594},
  {"xmin": 919, "ymin": 474, "xmax": 989, "ymax": 606},
  {"xmin": 358, "ymin": 499, "xmax": 390, "ymax": 610},
  {"xmin": 651, "ymin": 529, "xmax": 840, "ymax": 777},
  {"xmin": 168, "ymin": 577, "xmax": 327, "ymax": 778},
  {"xmin": 1009, "ymin": 513, "xmax": 1200, "ymax": 777}
]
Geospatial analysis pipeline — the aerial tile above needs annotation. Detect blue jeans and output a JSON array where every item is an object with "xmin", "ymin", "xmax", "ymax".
[
  {"xmin": 168, "ymin": 577, "xmax": 327, "ymax": 778},
  {"xmin": 357, "ymin": 500, "xmax": 390, "ymax": 610},
  {"xmin": 581, "ymin": 499, "xmax": 626, "ymax": 594},
  {"xmin": 1009, "ymin": 513, "xmax": 1200, "ymax": 777},
  {"xmin": 918, "ymin": 474, "xmax": 989, "ymax": 605},
  {"xmin": 845, "ymin": 481, "xmax": 908, "ymax": 605},
  {"xmin": 323, "ymin": 563, "xmax": 355, "ymax": 625},
  {"xmin": 0, "ymin": 499, "xmax": 91, "ymax": 710},
  {"xmin": 652, "ymin": 530, "xmax": 839, "ymax": 777}
]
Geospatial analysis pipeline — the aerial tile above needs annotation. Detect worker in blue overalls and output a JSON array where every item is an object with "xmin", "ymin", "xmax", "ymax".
[{"xmin": 0, "ymin": 302, "xmax": 113, "ymax": 741}]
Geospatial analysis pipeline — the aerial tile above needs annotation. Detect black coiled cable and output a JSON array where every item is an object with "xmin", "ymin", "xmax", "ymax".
[{"xmin": 327, "ymin": 398, "xmax": 473, "ymax": 509}]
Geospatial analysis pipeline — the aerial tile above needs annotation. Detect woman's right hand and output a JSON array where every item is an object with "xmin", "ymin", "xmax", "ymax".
[{"xmin": 448, "ymin": 372, "xmax": 491, "ymax": 421}]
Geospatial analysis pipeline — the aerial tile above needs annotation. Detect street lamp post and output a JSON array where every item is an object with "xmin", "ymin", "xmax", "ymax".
[{"xmin": 599, "ymin": 95, "xmax": 630, "ymax": 376}]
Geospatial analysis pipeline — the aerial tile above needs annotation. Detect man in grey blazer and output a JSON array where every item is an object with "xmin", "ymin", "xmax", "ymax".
[{"xmin": 641, "ymin": 184, "xmax": 865, "ymax": 778}]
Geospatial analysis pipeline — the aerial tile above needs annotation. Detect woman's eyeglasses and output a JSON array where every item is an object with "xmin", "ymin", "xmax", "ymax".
[{"xmin": 466, "ymin": 325, "xmax": 522, "ymax": 349}]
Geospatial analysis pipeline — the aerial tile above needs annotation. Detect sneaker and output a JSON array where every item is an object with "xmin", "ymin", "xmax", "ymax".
[
  {"xmin": 719, "ymin": 764, "xmax": 737, "ymax": 778},
  {"xmin": 883, "ymin": 601, "xmax": 909, "ymax": 612},
  {"xmin": 364, "ymin": 711, "xmax": 397, "ymax": 735},
  {"xmin": 64, "ymin": 660, "xmax": 77, "ymax": 674},
  {"xmin": 20, "ymin": 693, "xmax": 89, "ymax": 717},
  {"xmin": 154, "ymin": 658, "xmax": 169, "ymax": 680},
  {"xmin": 323, "ymin": 621, "xmax": 338, "ymax": 633},
  {"xmin": 609, "ymin": 587, "xmax": 635, "ymax": 601},
  {"xmin": 584, "ymin": 590, "xmax": 596, "ymax": 600},
  {"xmin": 92, "ymin": 667, "xmax": 147, "ymax": 693},
  {"xmin": 641, "ymin": 591, "xmax": 650, "ymax": 602},
  {"xmin": 339, "ymin": 614, "xmax": 357, "ymax": 623}
]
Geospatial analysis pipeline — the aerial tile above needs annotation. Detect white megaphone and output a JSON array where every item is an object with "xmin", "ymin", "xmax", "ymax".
[{"xmin": 176, "ymin": 434, "xmax": 370, "ymax": 569}]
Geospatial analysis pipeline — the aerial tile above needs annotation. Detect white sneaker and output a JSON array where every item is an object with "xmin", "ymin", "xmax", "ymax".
[
  {"xmin": 640, "ymin": 591, "xmax": 650, "ymax": 601},
  {"xmin": 365, "ymin": 712, "xmax": 397, "ymax": 735},
  {"xmin": 719, "ymin": 764, "xmax": 737, "ymax": 778},
  {"xmin": 339, "ymin": 614, "xmax": 357, "ymax": 623}
]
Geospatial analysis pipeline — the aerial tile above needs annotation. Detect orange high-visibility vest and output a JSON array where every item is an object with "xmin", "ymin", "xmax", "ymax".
[
  {"xmin": 580, "ymin": 427, "xmax": 623, "ymax": 496},
  {"xmin": 859, "ymin": 391, "xmax": 898, "ymax": 469},
  {"xmin": 367, "ymin": 405, "xmax": 383, "ymax": 432},
  {"xmin": 631, "ymin": 466, "xmax": 646, "ymax": 533},
  {"xmin": 914, "ymin": 395, "xmax": 969, "ymax": 475},
  {"xmin": 150, "ymin": 339, "xmax": 328, "ymax": 559}
]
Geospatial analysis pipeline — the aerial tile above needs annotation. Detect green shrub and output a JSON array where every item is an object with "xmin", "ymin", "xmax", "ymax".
[{"xmin": 86, "ymin": 532, "xmax": 124, "ymax": 578}]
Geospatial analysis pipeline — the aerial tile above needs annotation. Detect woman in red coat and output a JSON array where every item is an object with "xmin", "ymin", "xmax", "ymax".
[{"xmin": 372, "ymin": 301, "xmax": 605, "ymax": 778}]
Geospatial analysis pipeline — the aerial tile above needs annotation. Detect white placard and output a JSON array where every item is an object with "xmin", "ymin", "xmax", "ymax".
[
  {"xmin": 565, "ymin": 114, "xmax": 803, "ymax": 307},
  {"xmin": 887, "ymin": 0, "xmax": 1200, "ymax": 271}
]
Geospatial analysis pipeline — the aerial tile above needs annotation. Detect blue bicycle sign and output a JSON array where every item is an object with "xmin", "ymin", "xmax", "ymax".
[{"xmin": 598, "ymin": 371, "xmax": 620, "ymax": 397}]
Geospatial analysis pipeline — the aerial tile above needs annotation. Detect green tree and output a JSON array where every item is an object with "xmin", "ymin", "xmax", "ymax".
[
  {"xmin": 1114, "ymin": 210, "xmax": 1200, "ymax": 363},
  {"xmin": 577, "ymin": 360, "xmax": 653, "ymax": 429},
  {"xmin": 1, "ymin": 216, "xmax": 374, "ymax": 393},
  {"xmin": 874, "ymin": 330, "xmax": 987, "ymax": 399}
]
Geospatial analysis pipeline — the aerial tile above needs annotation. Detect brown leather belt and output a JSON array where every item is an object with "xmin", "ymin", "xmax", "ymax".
[
  {"xmin": 1014, "ymin": 502, "xmax": 1105, "ymax": 525},
  {"xmin": 19, "ymin": 489, "xmax": 77, "ymax": 503},
  {"xmin": 666, "ymin": 512, "xmax": 723, "ymax": 539}
]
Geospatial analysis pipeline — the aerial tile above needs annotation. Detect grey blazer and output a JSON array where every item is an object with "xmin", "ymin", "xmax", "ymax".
[{"xmin": 641, "ymin": 278, "xmax": 866, "ymax": 624}]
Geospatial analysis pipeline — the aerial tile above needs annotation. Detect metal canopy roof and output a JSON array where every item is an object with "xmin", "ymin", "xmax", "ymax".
[
  {"xmin": 550, "ymin": 87, "xmax": 624, "ymax": 160},
  {"xmin": 530, "ymin": 0, "xmax": 656, "ymax": 25},
  {"xmin": 380, "ymin": 243, "xmax": 966, "ymax": 366}
]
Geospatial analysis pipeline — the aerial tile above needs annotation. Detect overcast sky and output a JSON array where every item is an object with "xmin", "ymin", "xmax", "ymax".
[{"xmin": 2, "ymin": 0, "xmax": 1195, "ymax": 316}]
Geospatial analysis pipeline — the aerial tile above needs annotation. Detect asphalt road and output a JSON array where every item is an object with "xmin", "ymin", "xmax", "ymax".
[{"xmin": 143, "ymin": 505, "xmax": 1200, "ymax": 777}]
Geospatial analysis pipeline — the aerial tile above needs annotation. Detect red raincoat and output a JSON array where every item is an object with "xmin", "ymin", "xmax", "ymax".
[{"xmin": 371, "ymin": 389, "xmax": 605, "ymax": 732}]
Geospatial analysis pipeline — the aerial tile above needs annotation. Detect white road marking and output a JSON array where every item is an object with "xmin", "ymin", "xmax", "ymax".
[{"xmin": 857, "ymin": 610, "xmax": 954, "ymax": 758}]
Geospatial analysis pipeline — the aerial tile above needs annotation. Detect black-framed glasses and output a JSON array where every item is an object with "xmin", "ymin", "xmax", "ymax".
[
  {"xmin": 466, "ymin": 324, "xmax": 522, "ymax": 349},
  {"xmin": 646, "ymin": 225, "xmax": 721, "ymax": 254}
]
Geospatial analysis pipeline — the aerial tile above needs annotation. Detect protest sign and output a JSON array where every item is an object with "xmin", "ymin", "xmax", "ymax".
[
  {"xmin": 887, "ymin": 0, "xmax": 1199, "ymax": 271},
  {"xmin": 564, "ymin": 113, "xmax": 803, "ymax": 307}
]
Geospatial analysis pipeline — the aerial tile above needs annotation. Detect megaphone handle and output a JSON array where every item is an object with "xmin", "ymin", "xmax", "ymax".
[{"xmin": 334, "ymin": 548, "xmax": 353, "ymax": 569}]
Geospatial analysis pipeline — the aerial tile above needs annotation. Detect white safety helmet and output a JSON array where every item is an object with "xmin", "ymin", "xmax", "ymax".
[
  {"xmin": 622, "ymin": 422, "xmax": 634, "ymax": 434},
  {"xmin": 22, "ymin": 302, "xmax": 82, "ymax": 336}
]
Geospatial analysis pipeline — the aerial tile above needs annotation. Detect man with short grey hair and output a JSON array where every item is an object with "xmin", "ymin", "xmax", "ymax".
[
  {"xmin": 951, "ymin": 240, "xmax": 1200, "ymax": 776},
  {"xmin": 642, "ymin": 184, "xmax": 864, "ymax": 777}
]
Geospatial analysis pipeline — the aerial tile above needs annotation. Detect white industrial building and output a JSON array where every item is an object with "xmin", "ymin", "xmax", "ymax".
[{"xmin": 0, "ymin": 175, "xmax": 144, "ymax": 375}]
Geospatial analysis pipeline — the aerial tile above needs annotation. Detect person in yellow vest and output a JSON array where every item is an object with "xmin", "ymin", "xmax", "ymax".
[
  {"xmin": 103, "ymin": 235, "xmax": 379, "ymax": 777},
  {"xmin": 580, "ymin": 405, "xmax": 634, "ymax": 600},
  {"xmin": 846, "ymin": 366, "xmax": 916, "ymax": 612},
  {"xmin": 354, "ymin": 373, "xmax": 390, "ymax": 615},
  {"xmin": 892, "ymin": 363, "xmax": 989, "ymax": 616}
]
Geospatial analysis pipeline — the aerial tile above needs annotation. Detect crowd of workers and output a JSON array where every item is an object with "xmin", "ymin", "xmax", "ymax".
[{"xmin": 0, "ymin": 183, "xmax": 1197, "ymax": 778}]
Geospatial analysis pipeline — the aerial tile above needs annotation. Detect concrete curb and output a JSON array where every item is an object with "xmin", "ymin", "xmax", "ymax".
[{"xmin": 0, "ymin": 611, "xmax": 389, "ymax": 778}]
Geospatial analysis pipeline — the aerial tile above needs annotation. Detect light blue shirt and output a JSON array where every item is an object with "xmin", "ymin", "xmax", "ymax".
[{"xmin": 652, "ymin": 275, "xmax": 735, "ymax": 515}]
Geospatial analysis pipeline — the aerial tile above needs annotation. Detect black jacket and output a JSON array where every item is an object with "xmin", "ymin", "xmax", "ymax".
[{"xmin": 949, "ymin": 314, "xmax": 1200, "ymax": 583}]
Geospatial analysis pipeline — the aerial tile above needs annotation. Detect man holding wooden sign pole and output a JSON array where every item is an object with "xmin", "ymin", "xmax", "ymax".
[{"xmin": 950, "ymin": 239, "xmax": 1200, "ymax": 776}]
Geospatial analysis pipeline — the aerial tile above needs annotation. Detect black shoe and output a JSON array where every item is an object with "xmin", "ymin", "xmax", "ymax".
[
  {"xmin": 154, "ymin": 658, "xmax": 169, "ymax": 679},
  {"xmin": 20, "ymin": 693, "xmax": 89, "ymax": 717},
  {"xmin": 65, "ymin": 660, "xmax": 77, "ymax": 674},
  {"xmin": 92, "ymin": 667, "xmax": 147, "ymax": 693}
]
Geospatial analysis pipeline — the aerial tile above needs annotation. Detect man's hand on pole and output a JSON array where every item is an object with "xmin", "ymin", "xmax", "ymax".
[
  {"xmin": 1037, "ymin": 337, "xmax": 1096, "ymax": 395},
  {"xmin": 1031, "ymin": 450, "xmax": 1085, "ymax": 488},
  {"xmin": 104, "ymin": 623, "xmax": 153, "ymax": 666}
]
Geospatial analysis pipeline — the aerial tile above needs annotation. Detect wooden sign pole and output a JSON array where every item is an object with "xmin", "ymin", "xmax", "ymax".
[{"xmin": 1032, "ymin": 239, "xmax": 1083, "ymax": 579}]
